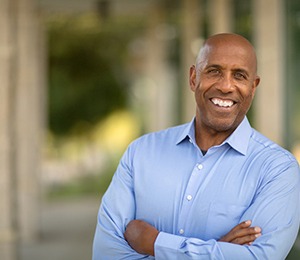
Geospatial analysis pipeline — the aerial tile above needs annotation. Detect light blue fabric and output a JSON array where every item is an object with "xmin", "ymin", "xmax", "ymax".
[{"xmin": 93, "ymin": 117, "xmax": 300, "ymax": 260}]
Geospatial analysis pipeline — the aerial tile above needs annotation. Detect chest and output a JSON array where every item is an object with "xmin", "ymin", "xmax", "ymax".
[{"xmin": 133, "ymin": 148, "xmax": 262, "ymax": 240}]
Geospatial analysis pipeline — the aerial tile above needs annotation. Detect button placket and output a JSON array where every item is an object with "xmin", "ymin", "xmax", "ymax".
[{"xmin": 177, "ymin": 159, "xmax": 206, "ymax": 237}]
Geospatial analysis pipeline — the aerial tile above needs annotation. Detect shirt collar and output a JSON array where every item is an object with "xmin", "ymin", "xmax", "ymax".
[
  {"xmin": 176, "ymin": 117, "xmax": 253, "ymax": 156},
  {"xmin": 224, "ymin": 117, "xmax": 253, "ymax": 155},
  {"xmin": 176, "ymin": 118, "xmax": 196, "ymax": 145}
]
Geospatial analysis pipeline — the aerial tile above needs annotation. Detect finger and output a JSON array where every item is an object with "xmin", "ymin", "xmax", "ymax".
[
  {"xmin": 219, "ymin": 221, "xmax": 262, "ymax": 243},
  {"xmin": 225, "ymin": 226, "xmax": 261, "ymax": 244},
  {"xmin": 233, "ymin": 226, "xmax": 261, "ymax": 237},
  {"xmin": 229, "ymin": 226, "xmax": 261, "ymax": 242},
  {"xmin": 231, "ymin": 232, "xmax": 262, "ymax": 245},
  {"xmin": 219, "ymin": 220, "xmax": 252, "ymax": 242},
  {"xmin": 231, "ymin": 220, "xmax": 252, "ymax": 231}
]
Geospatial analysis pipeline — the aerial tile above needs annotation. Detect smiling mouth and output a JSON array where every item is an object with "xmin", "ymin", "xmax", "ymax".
[{"xmin": 210, "ymin": 98, "xmax": 236, "ymax": 108}]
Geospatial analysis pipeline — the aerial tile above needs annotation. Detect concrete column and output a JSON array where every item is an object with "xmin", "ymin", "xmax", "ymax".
[
  {"xmin": 0, "ymin": 0, "xmax": 18, "ymax": 259},
  {"xmin": 0, "ymin": 0, "xmax": 43, "ymax": 256},
  {"xmin": 15, "ymin": 0, "xmax": 43, "ymax": 242},
  {"xmin": 140, "ymin": 2, "xmax": 176, "ymax": 132},
  {"xmin": 252, "ymin": 0, "xmax": 284, "ymax": 144},
  {"xmin": 181, "ymin": 0, "xmax": 202, "ymax": 122},
  {"xmin": 208, "ymin": 0, "xmax": 234, "ymax": 34}
]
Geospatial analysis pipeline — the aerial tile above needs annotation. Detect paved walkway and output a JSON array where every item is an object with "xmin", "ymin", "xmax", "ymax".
[{"xmin": 20, "ymin": 196, "xmax": 100, "ymax": 260}]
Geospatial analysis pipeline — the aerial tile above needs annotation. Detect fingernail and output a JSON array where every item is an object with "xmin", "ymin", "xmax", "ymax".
[
  {"xmin": 255, "ymin": 233, "xmax": 261, "ymax": 238},
  {"xmin": 245, "ymin": 220, "xmax": 251, "ymax": 225},
  {"xmin": 254, "ymin": 227, "xmax": 261, "ymax": 232}
]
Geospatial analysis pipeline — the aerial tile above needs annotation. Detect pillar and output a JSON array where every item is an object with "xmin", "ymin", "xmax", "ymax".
[
  {"xmin": 136, "ymin": 1, "xmax": 176, "ymax": 132},
  {"xmin": 181, "ymin": 0, "xmax": 202, "ymax": 122},
  {"xmin": 207, "ymin": 0, "xmax": 234, "ymax": 34},
  {"xmin": 0, "ymin": 0, "xmax": 45, "ymax": 258},
  {"xmin": 0, "ymin": 0, "xmax": 18, "ymax": 258},
  {"xmin": 253, "ymin": 0, "xmax": 284, "ymax": 144},
  {"xmin": 15, "ymin": 0, "xmax": 44, "ymax": 242}
]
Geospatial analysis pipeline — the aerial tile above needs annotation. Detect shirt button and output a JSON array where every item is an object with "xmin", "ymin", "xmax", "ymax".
[
  {"xmin": 187, "ymin": 195, "xmax": 192, "ymax": 201},
  {"xmin": 189, "ymin": 138, "xmax": 192, "ymax": 143},
  {"xmin": 179, "ymin": 229, "xmax": 184, "ymax": 234},
  {"xmin": 197, "ymin": 164, "xmax": 203, "ymax": 170}
]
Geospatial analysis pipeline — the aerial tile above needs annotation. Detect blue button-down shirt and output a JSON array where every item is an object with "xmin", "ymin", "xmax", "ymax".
[{"xmin": 93, "ymin": 117, "xmax": 300, "ymax": 259}]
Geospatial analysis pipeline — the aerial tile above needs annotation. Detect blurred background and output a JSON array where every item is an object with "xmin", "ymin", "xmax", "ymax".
[{"xmin": 0, "ymin": 0, "xmax": 300, "ymax": 259}]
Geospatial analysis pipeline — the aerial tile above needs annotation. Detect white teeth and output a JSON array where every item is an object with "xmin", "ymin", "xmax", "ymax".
[{"xmin": 211, "ymin": 98, "xmax": 234, "ymax": 107}]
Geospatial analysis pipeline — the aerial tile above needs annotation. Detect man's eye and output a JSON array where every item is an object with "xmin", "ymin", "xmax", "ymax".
[
  {"xmin": 235, "ymin": 72, "xmax": 246, "ymax": 79},
  {"xmin": 207, "ymin": 69, "xmax": 220, "ymax": 75}
]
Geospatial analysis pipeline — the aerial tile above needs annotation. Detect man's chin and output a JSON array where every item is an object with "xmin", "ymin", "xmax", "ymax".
[{"xmin": 206, "ymin": 118, "xmax": 240, "ymax": 133}]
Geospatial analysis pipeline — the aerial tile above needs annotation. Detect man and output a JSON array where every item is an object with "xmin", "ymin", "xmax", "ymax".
[{"xmin": 93, "ymin": 33, "xmax": 300, "ymax": 259}]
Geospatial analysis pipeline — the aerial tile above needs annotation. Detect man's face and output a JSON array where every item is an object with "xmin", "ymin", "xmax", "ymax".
[{"xmin": 190, "ymin": 41, "xmax": 260, "ymax": 134}]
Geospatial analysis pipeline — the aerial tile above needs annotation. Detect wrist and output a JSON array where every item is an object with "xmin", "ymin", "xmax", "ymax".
[{"xmin": 145, "ymin": 230, "xmax": 159, "ymax": 256}]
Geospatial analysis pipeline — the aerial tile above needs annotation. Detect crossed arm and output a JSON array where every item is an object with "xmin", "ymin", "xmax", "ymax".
[
  {"xmin": 93, "ymin": 150, "xmax": 300, "ymax": 259},
  {"xmin": 124, "ymin": 219, "xmax": 262, "ymax": 256}
]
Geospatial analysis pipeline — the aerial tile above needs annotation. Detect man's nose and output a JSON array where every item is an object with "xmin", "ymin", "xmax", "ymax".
[{"xmin": 216, "ymin": 74, "xmax": 234, "ymax": 93}]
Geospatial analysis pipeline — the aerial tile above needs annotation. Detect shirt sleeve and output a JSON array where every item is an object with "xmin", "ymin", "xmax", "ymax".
[
  {"xmin": 154, "ymin": 161, "xmax": 300, "ymax": 260},
  {"xmin": 92, "ymin": 144, "xmax": 153, "ymax": 260}
]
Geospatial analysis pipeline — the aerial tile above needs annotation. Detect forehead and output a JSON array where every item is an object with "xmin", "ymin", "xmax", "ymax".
[{"xmin": 198, "ymin": 41, "xmax": 256, "ymax": 72}]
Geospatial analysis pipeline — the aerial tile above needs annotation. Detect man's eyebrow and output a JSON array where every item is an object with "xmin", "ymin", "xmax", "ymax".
[{"xmin": 205, "ymin": 64, "xmax": 223, "ymax": 69}]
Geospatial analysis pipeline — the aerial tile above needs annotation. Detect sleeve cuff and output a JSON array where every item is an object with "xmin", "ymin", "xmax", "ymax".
[{"xmin": 154, "ymin": 232, "xmax": 186, "ymax": 258}]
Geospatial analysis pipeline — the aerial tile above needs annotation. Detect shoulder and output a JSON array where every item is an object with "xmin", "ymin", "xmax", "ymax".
[
  {"xmin": 249, "ymin": 129, "xmax": 299, "ymax": 170},
  {"xmin": 120, "ymin": 123, "xmax": 189, "ymax": 165},
  {"xmin": 131, "ymin": 123, "xmax": 189, "ymax": 147}
]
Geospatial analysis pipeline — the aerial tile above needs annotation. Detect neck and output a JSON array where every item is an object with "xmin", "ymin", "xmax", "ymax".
[{"xmin": 194, "ymin": 122, "xmax": 234, "ymax": 151}]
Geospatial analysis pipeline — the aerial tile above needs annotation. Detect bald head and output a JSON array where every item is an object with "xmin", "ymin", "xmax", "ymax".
[{"xmin": 196, "ymin": 33, "xmax": 258, "ymax": 74}]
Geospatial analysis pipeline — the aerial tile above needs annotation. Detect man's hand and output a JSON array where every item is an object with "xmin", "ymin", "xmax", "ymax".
[
  {"xmin": 124, "ymin": 219, "xmax": 159, "ymax": 256},
  {"xmin": 219, "ymin": 220, "xmax": 261, "ymax": 245}
]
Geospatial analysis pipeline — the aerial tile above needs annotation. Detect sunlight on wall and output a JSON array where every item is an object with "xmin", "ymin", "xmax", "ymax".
[
  {"xmin": 292, "ymin": 142, "xmax": 300, "ymax": 164},
  {"xmin": 93, "ymin": 110, "xmax": 140, "ymax": 155}
]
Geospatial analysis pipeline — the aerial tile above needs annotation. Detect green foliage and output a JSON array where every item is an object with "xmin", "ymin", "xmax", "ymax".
[
  {"xmin": 47, "ymin": 13, "xmax": 144, "ymax": 136},
  {"xmin": 233, "ymin": 0, "xmax": 252, "ymax": 40}
]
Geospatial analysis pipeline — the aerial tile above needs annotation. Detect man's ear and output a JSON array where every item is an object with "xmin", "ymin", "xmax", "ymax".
[
  {"xmin": 251, "ymin": 75, "xmax": 260, "ymax": 97},
  {"xmin": 189, "ymin": 65, "xmax": 197, "ymax": 92},
  {"xmin": 254, "ymin": 76, "xmax": 260, "ymax": 88}
]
